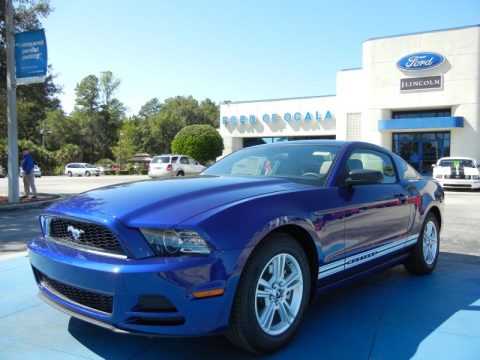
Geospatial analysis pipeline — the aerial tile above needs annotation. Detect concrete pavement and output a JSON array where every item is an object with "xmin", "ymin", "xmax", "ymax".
[
  {"xmin": 0, "ymin": 187, "xmax": 479, "ymax": 359},
  {"xmin": 0, "ymin": 252, "xmax": 478, "ymax": 359}
]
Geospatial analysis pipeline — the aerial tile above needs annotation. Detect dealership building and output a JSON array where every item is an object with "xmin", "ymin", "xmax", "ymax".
[{"xmin": 219, "ymin": 24, "xmax": 480, "ymax": 174}]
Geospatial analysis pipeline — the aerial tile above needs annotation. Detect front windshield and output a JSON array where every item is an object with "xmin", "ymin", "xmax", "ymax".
[
  {"xmin": 439, "ymin": 159, "xmax": 475, "ymax": 168},
  {"xmin": 202, "ymin": 143, "xmax": 341, "ymax": 186}
]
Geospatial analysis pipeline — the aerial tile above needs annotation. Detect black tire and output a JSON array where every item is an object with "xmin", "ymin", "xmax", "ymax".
[
  {"xmin": 67, "ymin": 171, "xmax": 72, "ymax": 177},
  {"xmin": 85, "ymin": 171, "xmax": 91, "ymax": 177},
  {"xmin": 404, "ymin": 212, "xmax": 440, "ymax": 275},
  {"xmin": 176, "ymin": 171, "xmax": 184, "ymax": 176},
  {"xmin": 227, "ymin": 232, "xmax": 311, "ymax": 354}
]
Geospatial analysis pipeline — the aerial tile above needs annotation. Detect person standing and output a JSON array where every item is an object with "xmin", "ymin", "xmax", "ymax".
[{"xmin": 21, "ymin": 148, "xmax": 37, "ymax": 199}]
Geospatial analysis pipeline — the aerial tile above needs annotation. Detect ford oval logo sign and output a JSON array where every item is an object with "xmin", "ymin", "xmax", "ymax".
[{"xmin": 397, "ymin": 52, "xmax": 445, "ymax": 72}]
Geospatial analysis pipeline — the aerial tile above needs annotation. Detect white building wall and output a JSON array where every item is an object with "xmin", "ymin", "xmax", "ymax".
[
  {"xmin": 219, "ymin": 96, "xmax": 337, "ymax": 157},
  {"xmin": 363, "ymin": 25, "xmax": 480, "ymax": 158},
  {"xmin": 219, "ymin": 25, "xmax": 480, "ymax": 160}
]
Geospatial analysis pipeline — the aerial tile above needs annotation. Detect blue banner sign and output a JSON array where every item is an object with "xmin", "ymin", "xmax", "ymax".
[
  {"xmin": 15, "ymin": 29, "xmax": 48, "ymax": 85},
  {"xmin": 396, "ymin": 52, "xmax": 444, "ymax": 72},
  {"xmin": 223, "ymin": 111, "xmax": 333, "ymax": 125}
]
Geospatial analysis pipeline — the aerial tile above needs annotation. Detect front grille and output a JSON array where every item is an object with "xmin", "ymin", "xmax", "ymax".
[
  {"xmin": 445, "ymin": 175, "xmax": 470, "ymax": 180},
  {"xmin": 36, "ymin": 269, "xmax": 113, "ymax": 314},
  {"xmin": 444, "ymin": 183, "xmax": 471, "ymax": 188},
  {"xmin": 49, "ymin": 217, "xmax": 124, "ymax": 255}
]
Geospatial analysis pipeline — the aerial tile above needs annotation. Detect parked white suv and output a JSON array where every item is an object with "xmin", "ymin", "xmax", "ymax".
[
  {"xmin": 148, "ymin": 155, "xmax": 205, "ymax": 178},
  {"xmin": 64, "ymin": 163, "xmax": 101, "ymax": 177}
]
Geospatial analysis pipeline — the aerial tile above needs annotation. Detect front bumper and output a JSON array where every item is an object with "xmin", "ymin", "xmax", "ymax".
[
  {"xmin": 28, "ymin": 236, "xmax": 241, "ymax": 336},
  {"xmin": 438, "ymin": 179, "xmax": 480, "ymax": 189}
]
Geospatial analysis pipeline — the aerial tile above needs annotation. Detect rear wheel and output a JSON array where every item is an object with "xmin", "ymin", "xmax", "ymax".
[
  {"xmin": 176, "ymin": 171, "xmax": 184, "ymax": 176},
  {"xmin": 404, "ymin": 212, "xmax": 440, "ymax": 275},
  {"xmin": 67, "ymin": 171, "xmax": 72, "ymax": 177},
  {"xmin": 227, "ymin": 233, "xmax": 311, "ymax": 354},
  {"xmin": 85, "ymin": 171, "xmax": 91, "ymax": 177}
]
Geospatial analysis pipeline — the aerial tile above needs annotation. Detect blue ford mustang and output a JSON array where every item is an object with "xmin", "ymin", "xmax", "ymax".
[{"xmin": 28, "ymin": 141, "xmax": 444, "ymax": 354}]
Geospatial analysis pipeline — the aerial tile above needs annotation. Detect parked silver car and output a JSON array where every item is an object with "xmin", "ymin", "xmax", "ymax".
[
  {"xmin": 148, "ymin": 155, "xmax": 205, "ymax": 178},
  {"xmin": 64, "ymin": 163, "xmax": 101, "ymax": 177}
]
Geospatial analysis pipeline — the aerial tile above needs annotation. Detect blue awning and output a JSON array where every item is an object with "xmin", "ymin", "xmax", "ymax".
[{"xmin": 378, "ymin": 116, "xmax": 464, "ymax": 131}]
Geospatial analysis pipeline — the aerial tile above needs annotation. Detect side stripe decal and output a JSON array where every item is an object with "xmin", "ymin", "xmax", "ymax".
[{"xmin": 318, "ymin": 234, "xmax": 419, "ymax": 279}]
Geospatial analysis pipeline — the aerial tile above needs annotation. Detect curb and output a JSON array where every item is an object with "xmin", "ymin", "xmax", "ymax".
[{"xmin": 0, "ymin": 193, "xmax": 63, "ymax": 212}]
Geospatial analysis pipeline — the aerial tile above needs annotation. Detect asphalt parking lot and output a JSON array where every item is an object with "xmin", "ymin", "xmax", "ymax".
[{"xmin": 0, "ymin": 185, "xmax": 479, "ymax": 359}]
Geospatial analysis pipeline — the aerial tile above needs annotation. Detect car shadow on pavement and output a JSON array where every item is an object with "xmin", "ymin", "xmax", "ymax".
[{"xmin": 66, "ymin": 252, "xmax": 480, "ymax": 359}]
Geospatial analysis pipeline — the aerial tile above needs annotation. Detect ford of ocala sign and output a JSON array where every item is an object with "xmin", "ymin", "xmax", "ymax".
[{"xmin": 396, "ymin": 52, "xmax": 445, "ymax": 72}]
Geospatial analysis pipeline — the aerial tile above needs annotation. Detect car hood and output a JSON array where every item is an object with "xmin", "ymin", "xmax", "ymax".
[{"xmin": 45, "ymin": 176, "xmax": 308, "ymax": 228}]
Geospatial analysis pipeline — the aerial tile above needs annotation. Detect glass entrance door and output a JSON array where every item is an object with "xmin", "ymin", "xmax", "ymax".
[{"xmin": 393, "ymin": 132, "xmax": 450, "ymax": 175}]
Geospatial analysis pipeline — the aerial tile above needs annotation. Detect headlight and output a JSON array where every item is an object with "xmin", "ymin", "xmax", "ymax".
[
  {"xmin": 435, "ymin": 175, "xmax": 442, "ymax": 179},
  {"xmin": 472, "ymin": 175, "xmax": 480, "ymax": 180},
  {"xmin": 140, "ymin": 229, "xmax": 211, "ymax": 256}
]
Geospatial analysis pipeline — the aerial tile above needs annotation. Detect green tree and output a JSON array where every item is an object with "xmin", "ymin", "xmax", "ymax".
[
  {"xmin": 199, "ymin": 98, "xmax": 220, "ymax": 128},
  {"xmin": 74, "ymin": 75, "xmax": 99, "ymax": 112},
  {"xmin": 99, "ymin": 70, "xmax": 120, "ymax": 105},
  {"xmin": 172, "ymin": 124, "xmax": 224, "ymax": 164},
  {"xmin": 139, "ymin": 96, "xmax": 220, "ymax": 155},
  {"xmin": 111, "ymin": 119, "xmax": 139, "ymax": 165},
  {"xmin": 70, "ymin": 71, "xmax": 126, "ymax": 162},
  {"xmin": 55, "ymin": 143, "xmax": 82, "ymax": 167},
  {"xmin": 18, "ymin": 139, "xmax": 56, "ymax": 174},
  {"xmin": 137, "ymin": 97, "xmax": 162, "ymax": 120}
]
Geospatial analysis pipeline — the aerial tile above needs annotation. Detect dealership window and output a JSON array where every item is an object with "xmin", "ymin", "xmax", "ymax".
[
  {"xmin": 392, "ymin": 109, "xmax": 451, "ymax": 119},
  {"xmin": 392, "ymin": 131, "xmax": 450, "ymax": 175},
  {"xmin": 346, "ymin": 113, "xmax": 361, "ymax": 140}
]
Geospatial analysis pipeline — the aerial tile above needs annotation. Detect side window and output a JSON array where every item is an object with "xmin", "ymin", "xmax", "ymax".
[
  {"xmin": 397, "ymin": 157, "xmax": 420, "ymax": 180},
  {"xmin": 171, "ymin": 156, "xmax": 178, "ymax": 163},
  {"xmin": 347, "ymin": 149, "xmax": 397, "ymax": 184},
  {"xmin": 180, "ymin": 157, "xmax": 189, "ymax": 165}
]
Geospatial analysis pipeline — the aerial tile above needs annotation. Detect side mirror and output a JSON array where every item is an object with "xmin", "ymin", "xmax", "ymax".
[
  {"xmin": 345, "ymin": 169, "xmax": 384, "ymax": 186},
  {"xmin": 431, "ymin": 164, "xmax": 436, "ymax": 168}
]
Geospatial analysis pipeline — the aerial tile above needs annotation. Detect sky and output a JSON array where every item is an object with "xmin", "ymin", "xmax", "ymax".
[{"xmin": 42, "ymin": 0, "xmax": 480, "ymax": 116}]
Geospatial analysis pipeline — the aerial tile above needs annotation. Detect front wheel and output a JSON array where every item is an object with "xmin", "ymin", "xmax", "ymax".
[
  {"xmin": 404, "ymin": 212, "xmax": 440, "ymax": 275},
  {"xmin": 227, "ymin": 233, "xmax": 311, "ymax": 354}
]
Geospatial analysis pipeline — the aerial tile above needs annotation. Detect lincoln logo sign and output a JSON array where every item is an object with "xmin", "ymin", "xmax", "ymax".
[{"xmin": 396, "ymin": 52, "xmax": 445, "ymax": 72}]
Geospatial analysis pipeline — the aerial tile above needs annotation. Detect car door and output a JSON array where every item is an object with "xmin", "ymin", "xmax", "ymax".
[
  {"xmin": 338, "ymin": 147, "xmax": 411, "ymax": 268},
  {"xmin": 178, "ymin": 156, "xmax": 191, "ymax": 175},
  {"xmin": 188, "ymin": 157, "xmax": 204, "ymax": 174}
]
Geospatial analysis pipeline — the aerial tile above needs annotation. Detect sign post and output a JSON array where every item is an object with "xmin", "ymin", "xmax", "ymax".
[{"xmin": 5, "ymin": 0, "xmax": 48, "ymax": 203}]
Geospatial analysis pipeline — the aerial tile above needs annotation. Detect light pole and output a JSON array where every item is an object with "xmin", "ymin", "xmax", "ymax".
[{"xmin": 6, "ymin": 0, "xmax": 19, "ymax": 203}]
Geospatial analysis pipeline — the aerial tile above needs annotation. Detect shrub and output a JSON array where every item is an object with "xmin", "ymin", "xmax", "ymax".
[
  {"xmin": 116, "ymin": 170, "xmax": 130, "ymax": 175},
  {"xmin": 171, "ymin": 124, "xmax": 224, "ymax": 164}
]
